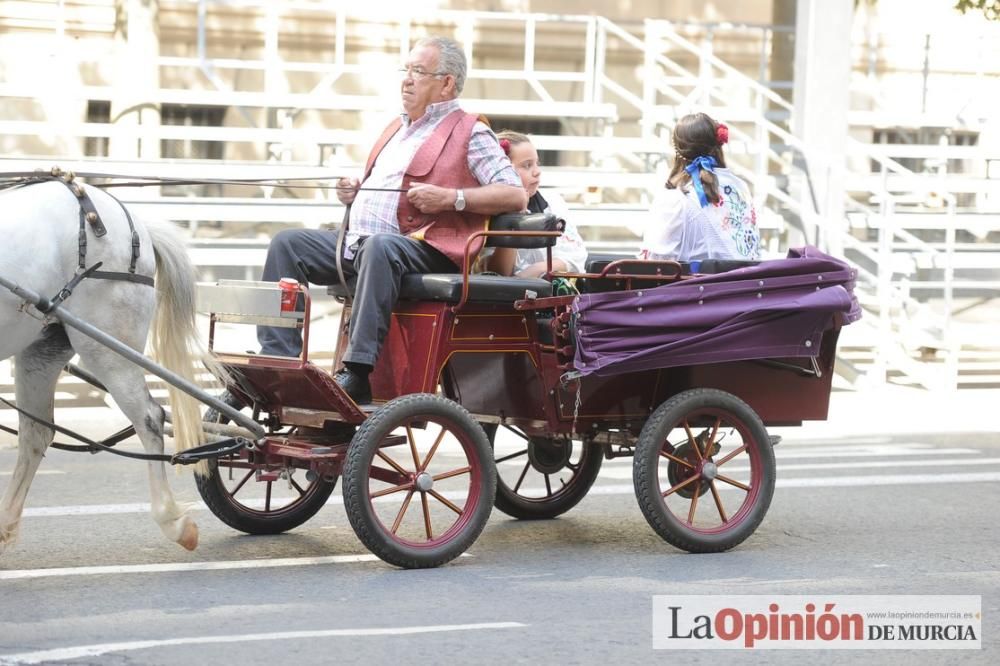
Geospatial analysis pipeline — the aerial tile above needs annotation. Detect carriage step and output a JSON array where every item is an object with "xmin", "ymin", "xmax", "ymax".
[{"xmin": 171, "ymin": 437, "xmax": 250, "ymax": 465}]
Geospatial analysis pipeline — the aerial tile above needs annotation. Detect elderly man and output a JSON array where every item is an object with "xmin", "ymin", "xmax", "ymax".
[{"xmin": 256, "ymin": 36, "xmax": 526, "ymax": 403}]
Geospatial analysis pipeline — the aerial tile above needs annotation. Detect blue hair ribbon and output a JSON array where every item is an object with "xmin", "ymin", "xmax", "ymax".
[{"xmin": 683, "ymin": 155, "xmax": 717, "ymax": 207}]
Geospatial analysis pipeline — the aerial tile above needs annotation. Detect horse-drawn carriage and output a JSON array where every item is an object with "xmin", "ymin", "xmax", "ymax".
[
  {"xmin": 0, "ymin": 174, "xmax": 859, "ymax": 568},
  {"xmin": 194, "ymin": 212, "xmax": 860, "ymax": 568}
]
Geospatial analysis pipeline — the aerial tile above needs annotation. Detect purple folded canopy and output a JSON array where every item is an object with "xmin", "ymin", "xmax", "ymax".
[{"xmin": 571, "ymin": 246, "xmax": 862, "ymax": 378}]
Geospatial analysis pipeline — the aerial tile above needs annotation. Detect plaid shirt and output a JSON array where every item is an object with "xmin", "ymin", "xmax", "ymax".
[{"xmin": 346, "ymin": 99, "xmax": 520, "ymax": 249}]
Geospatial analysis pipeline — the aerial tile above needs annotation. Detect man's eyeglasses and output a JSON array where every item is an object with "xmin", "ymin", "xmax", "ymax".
[{"xmin": 399, "ymin": 65, "xmax": 447, "ymax": 80}]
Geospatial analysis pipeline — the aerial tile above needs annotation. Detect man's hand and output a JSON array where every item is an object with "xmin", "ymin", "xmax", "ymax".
[
  {"xmin": 336, "ymin": 177, "xmax": 360, "ymax": 205},
  {"xmin": 406, "ymin": 182, "xmax": 453, "ymax": 214}
]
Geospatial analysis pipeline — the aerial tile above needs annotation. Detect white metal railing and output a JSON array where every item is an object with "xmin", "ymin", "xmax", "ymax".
[{"xmin": 3, "ymin": 3, "xmax": 1000, "ymax": 392}]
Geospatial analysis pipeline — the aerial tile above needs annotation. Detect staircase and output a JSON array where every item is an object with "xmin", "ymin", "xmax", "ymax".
[{"xmin": 1, "ymin": 1, "xmax": 999, "ymax": 393}]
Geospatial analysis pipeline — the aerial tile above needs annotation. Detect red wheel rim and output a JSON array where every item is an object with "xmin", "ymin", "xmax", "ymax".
[
  {"xmin": 365, "ymin": 414, "xmax": 482, "ymax": 549},
  {"xmin": 213, "ymin": 454, "xmax": 328, "ymax": 517},
  {"xmin": 655, "ymin": 407, "xmax": 763, "ymax": 535}
]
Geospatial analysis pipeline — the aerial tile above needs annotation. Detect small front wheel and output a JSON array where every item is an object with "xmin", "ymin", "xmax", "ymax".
[
  {"xmin": 633, "ymin": 388, "xmax": 775, "ymax": 553},
  {"xmin": 195, "ymin": 405, "xmax": 338, "ymax": 535},
  {"xmin": 342, "ymin": 394, "xmax": 496, "ymax": 569}
]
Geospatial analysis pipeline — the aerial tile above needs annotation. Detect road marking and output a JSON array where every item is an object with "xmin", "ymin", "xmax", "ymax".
[
  {"xmin": 0, "ymin": 470, "xmax": 64, "ymax": 476},
  {"xmin": 591, "ymin": 445, "xmax": 982, "ymax": 465},
  {"xmin": 0, "ymin": 552, "xmax": 472, "ymax": 581},
  {"xmin": 579, "ymin": 472, "xmax": 1000, "ymax": 494},
  {"xmin": 598, "ymin": 456, "xmax": 1000, "ymax": 479},
  {"xmin": 20, "ymin": 469, "xmax": 1000, "ymax": 519},
  {"xmin": 0, "ymin": 554, "xmax": 386, "ymax": 580},
  {"xmin": 0, "ymin": 622, "xmax": 527, "ymax": 665}
]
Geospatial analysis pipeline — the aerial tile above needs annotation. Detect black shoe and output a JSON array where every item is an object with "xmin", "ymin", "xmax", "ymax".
[
  {"xmin": 205, "ymin": 389, "xmax": 246, "ymax": 423},
  {"xmin": 333, "ymin": 368, "xmax": 372, "ymax": 404},
  {"xmin": 219, "ymin": 389, "xmax": 246, "ymax": 409}
]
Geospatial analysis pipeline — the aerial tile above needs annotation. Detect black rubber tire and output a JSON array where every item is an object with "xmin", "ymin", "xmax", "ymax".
[
  {"xmin": 484, "ymin": 424, "xmax": 603, "ymax": 520},
  {"xmin": 195, "ymin": 406, "xmax": 338, "ymax": 535},
  {"xmin": 633, "ymin": 388, "xmax": 775, "ymax": 553},
  {"xmin": 342, "ymin": 394, "xmax": 496, "ymax": 569}
]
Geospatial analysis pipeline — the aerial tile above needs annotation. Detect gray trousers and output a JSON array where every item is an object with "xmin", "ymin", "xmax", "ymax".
[{"xmin": 257, "ymin": 229, "xmax": 454, "ymax": 364}]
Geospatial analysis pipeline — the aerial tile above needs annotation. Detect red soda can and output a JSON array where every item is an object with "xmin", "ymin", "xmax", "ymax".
[{"xmin": 278, "ymin": 277, "xmax": 299, "ymax": 313}]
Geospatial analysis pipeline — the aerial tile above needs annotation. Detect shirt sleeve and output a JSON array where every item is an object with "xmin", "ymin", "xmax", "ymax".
[
  {"xmin": 467, "ymin": 122, "xmax": 523, "ymax": 188},
  {"xmin": 639, "ymin": 189, "xmax": 686, "ymax": 260}
]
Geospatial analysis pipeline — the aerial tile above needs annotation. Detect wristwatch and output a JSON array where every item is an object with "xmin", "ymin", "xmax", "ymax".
[{"xmin": 454, "ymin": 189, "xmax": 466, "ymax": 211}]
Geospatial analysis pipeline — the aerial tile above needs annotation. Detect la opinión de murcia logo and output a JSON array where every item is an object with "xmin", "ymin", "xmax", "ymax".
[{"xmin": 653, "ymin": 596, "xmax": 982, "ymax": 650}]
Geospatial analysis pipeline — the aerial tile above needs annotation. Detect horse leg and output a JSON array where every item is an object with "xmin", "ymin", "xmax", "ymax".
[
  {"xmin": 0, "ymin": 327, "xmax": 74, "ymax": 553},
  {"xmin": 72, "ymin": 339, "xmax": 199, "ymax": 551}
]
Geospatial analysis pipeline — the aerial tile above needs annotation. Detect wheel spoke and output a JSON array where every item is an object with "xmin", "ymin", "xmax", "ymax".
[
  {"xmin": 715, "ymin": 443, "xmax": 747, "ymax": 468},
  {"xmin": 406, "ymin": 425, "xmax": 422, "ymax": 469},
  {"xmin": 420, "ymin": 491, "xmax": 433, "ymax": 539},
  {"xmin": 687, "ymin": 480, "xmax": 701, "ymax": 524},
  {"xmin": 659, "ymin": 450, "xmax": 695, "ymax": 469},
  {"xmin": 376, "ymin": 450, "xmax": 410, "ymax": 476},
  {"xmin": 371, "ymin": 480, "xmax": 415, "ymax": 499},
  {"xmin": 682, "ymin": 420, "xmax": 704, "ymax": 461},
  {"xmin": 703, "ymin": 417, "xmax": 721, "ymax": 456},
  {"xmin": 419, "ymin": 427, "xmax": 448, "ymax": 472},
  {"xmin": 290, "ymin": 476, "xmax": 306, "ymax": 496},
  {"xmin": 230, "ymin": 469, "xmax": 254, "ymax": 496},
  {"xmin": 390, "ymin": 490, "xmax": 414, "ymax": 533},
  {"xmin": 662, "ymin": 473, "xmax": 700, "ymax": 498},
  {"xmin": 513, "ymin": 461, "xmax": 531, "ymax": 492},
  {"xmin": 710, "ymin": 481, "xmax": 728, "ymax": 522},
  {"xmin": 428, "ymin": 489, "xmax": 463, "ymax": 515},
  {"xmin": 495, "ymin": 448, "xmax": 528, "ymax": 464},
  {"xmin": 432, "ymin": 465, "xmax": 471, "ymax": 482},
  {"xmin": 265, "ymin": 482, "xmax": 272, "ymax": 512},
  {"xmin": 716, "ymin": 473, "xmax": 750, "ymax": 491},
  {"xmin": 367, "ymin": 465, "xmax": 409, "ymax": 486},
  {"xmin": 544, "ymin": 473, "xmax": 553, "ymax": 497}
]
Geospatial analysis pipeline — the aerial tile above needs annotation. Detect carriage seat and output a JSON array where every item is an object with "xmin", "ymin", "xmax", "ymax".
[
  {"xmin": 328, "ymin": 212, "xmax": 560, "ymax": 303},
  {"xmin": 578, "ymin": 253, "xmax": 761, "ymax": 293}
]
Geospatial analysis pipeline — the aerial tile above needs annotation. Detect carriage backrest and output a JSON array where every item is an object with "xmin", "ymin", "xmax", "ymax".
[
  {"xmin": 578, "ymin": 254, "xmax": 761, "ymax": 293},
  {"xmin": 485, "ymin": 212, "xmax": 562, "ymax": 248}
]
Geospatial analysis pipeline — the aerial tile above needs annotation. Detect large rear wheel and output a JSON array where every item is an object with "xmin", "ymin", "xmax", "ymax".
[
  {"xmin": 485, "ymin": 424, "xmax": 602, "ymax": 520},
  {"xmin": 633, "ymin": 388, "xmax": 775, "ymax": 553},
  {"xmin": 342, "ymin": 394, "xmax": 496, "ymax": 569},
  {"xmin": 195, "ymin": 404, "xmax": 339, "ymax": 535}
]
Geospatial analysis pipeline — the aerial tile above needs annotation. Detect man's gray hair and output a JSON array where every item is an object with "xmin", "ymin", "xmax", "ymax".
[{"xmin": 416, "ymin": 36, "xmax": 467, "ymax": 95}]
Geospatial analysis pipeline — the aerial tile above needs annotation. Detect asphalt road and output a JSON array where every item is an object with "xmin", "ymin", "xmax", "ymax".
[{"xmin": 0, "ymin": 390, "xmax": 997, "ymax": 665}]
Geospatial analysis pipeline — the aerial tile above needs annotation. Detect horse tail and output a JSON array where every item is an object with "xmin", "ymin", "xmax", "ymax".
[{"xmin": 144, "ymin": 220, "xmax": 220, "ymax": 461}]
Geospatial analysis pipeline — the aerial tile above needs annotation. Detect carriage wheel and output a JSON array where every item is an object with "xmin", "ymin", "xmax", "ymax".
[
  {"xmin": 195, "ymin": 405, "xmax": 339, "ymax": 535},
  {"xmin": 342, "ymin": 394, "xmax": 495, "ymax": 569},
  {"xmin": 633, "ymin": 388, "xmax": 775, "ymax": 553},
  {"xmin": 484, "ymin": 424, "xmax": 603, "ymax": 520}
]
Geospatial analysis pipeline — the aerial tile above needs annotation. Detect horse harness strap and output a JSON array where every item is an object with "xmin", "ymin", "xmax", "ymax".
[
  {"xmin": 3, "ymin": 169, "xmax": 153, "ymax": 287},
  {"xmin": 0, "ymin": 395, "xmax": 173, "ymax": 462}
]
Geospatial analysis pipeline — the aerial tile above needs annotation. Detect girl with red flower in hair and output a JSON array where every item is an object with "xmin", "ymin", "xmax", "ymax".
[
  {"xmin": 640, "ymin": 112, "xmax": 760, "ymax": 262},
  {"xmin": 483, "ymin": 130, "xmax": 587, "ymax": 278}
]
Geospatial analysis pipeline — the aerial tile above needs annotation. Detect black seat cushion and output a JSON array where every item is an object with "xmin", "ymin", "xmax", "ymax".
[
  {"xmin": 398, "ymin": 273, "xmax": 552, "ymax": 303},
  {"xmin": 328, "ymin": 273, "xmax": 552, "ymax": 303}
]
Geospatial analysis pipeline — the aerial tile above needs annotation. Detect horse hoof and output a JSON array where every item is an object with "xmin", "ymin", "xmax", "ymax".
[{"xmin": 177, "ymin": 521, "xmax": 199, "ymax": 551}]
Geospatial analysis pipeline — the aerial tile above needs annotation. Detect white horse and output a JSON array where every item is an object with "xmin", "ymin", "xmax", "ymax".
[{"xmin": 0, "ymin": 178, "xmax": 211, "ymax": 552}]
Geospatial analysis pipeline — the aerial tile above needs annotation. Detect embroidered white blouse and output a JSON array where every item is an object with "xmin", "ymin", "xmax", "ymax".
[{"xmin": 639, "ymin": 167, "xmax": 761, "ymax": 262}]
